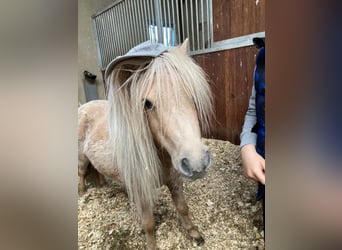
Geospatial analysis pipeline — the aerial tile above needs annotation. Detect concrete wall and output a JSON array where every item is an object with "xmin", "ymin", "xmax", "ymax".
[{"xmin": 78, "ymin": 0, "xmax": 114, "ymax": 104}]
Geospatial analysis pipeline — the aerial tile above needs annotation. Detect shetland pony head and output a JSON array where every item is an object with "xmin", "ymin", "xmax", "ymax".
[{"xmin": 106, "ymin": 39, "xmax": 213, "ymax": 214}]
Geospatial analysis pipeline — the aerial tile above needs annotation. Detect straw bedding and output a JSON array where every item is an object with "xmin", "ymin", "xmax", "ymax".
[{"xmin": 78, "ymin": 139, "xmax": 264, "ymax": 249}]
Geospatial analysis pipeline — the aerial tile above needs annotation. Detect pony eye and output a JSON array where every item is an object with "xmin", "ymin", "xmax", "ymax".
[{"xmin": 144, "ymin": 99, "xmax": 154, "ymax": 110}]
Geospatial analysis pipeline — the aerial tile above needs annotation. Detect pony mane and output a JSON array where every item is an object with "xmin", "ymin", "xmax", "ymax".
[{"xmin": 107, "ymin": 46, "xmax": 213, "ymax": 217}]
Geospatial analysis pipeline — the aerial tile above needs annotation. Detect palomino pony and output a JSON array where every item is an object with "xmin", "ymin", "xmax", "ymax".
[{"xmin": 78, "ymin": 39, "xmax": 213, "ymax": 249}]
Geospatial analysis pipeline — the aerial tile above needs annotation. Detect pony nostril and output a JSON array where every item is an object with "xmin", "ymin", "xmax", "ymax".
[
  {"xmin": 181, "ymin": 158, "xmax": 192, "ymax": 176},
  {"xmin": 181, "ymin": 158, "xmax": 190, "ymax": 170}
]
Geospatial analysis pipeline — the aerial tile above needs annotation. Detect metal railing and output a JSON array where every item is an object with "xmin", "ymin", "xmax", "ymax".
[{"xmin": 92, "ymin": 0, "xmax": 213, "ymax": 70}]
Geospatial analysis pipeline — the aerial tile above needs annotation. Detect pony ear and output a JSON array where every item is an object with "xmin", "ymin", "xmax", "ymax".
[{"xmin": 180, "ymin": 38, "xmax": 190, "ymax": 55}]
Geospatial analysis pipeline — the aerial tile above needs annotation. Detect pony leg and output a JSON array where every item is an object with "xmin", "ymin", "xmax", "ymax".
[
  {"xmin": 141, "ymin": 203, "xmax": 157, "ymax": 250},
  {"xmin": 167, "ymin": 183, "xmax": 205, "ymax": 245},
  {"xmin": 78, "ymin": 168, "xmax": 87, "ymax": 195},
  {"xmin": 78, "ymin": 156, "xmax": 89, "ymax": 195},
  {"xmin": 98, "ymin": 172, "xmax": 106, "ymax": 187}
]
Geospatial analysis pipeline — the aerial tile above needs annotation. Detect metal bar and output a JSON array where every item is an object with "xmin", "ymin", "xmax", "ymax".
[
  {"xmin": 201, "ymin": 0, "xmax": 204, "ymax": 49},
  {"xmin": 190, "ymin": 0, "xmax": 194, "ymax": 50},
  {"xmin": 171, "ymin": 0, "xmax": 176, "ymax": 44},
  {"xmin": 107, "ymin": 9, "xmax": 116, "ymax": 60},
  {"xmin": 128, "ymin": 0, "xmax": 137, "ymax": 44},
  {"xmin": 109, "ymin": 8, "xmax": 118, "ymax": 59},
  {"xmin": 195, "ymin": 0, "xmax": 199, "ymax": 51},
  {"xmin": 92, "ymin": 18, "xmax": 104, "ymax": 70},
  {"xmin": 142, "ymin": 0, "xmax": 148, "ymax": 40},
  {"xmin": 146, "ymin": 0, "xmax": 151, "ymax": 25},
  {"xmin": 113, "ymin": 4, "xmax": 123, "ymax": 56},
  {"xmin": 146, "ymin": 0, "xmax": 152, "ymax": 42},
  {"xmin": 123, "ymin": 1, "xmax": 133, "ymax": 48},
  {"xmin": 147, "ymin": 0, "xmax": 152, "ymax": 25},
  {"xmin": 209, "ymin": 0, "xmax": 213, "ymax": 48},
  {"xmin": 206, "ymin": 0, "xmax": 210, "ymax": 48},
  {"xmin": 161, "ymin": 0, "xmax": 168, "ymax": 46},
  {"xmin": 147, "ymin": 0, "xmax": 153, "ymax": 41},
  {"xmin": 180, "ymin": 0, "xmax": 184, "ymax": 43},
  {"xmin": 99, "ymin": 15, "xmax": 109, "ymax": 68},
  {"xmin": 146, "ymin": 0, "xmax": 150, "ymax": 26},
  {"xmin": 118, "ymin": 4, "xmax": 126, "ymax": 54},
  {"xmin": 125, "ymin": 2, "xmax": 132, "ymax": 50},
  {"xmin": 96, "ymin": 18, "xmax": 106, "ymax": 69},
  {"xmin": 134, "ymin": 0, "xmax": 141, "ymax": 44},
  {"xmin": 135, "ymin": 0, "xmax": 140, "ymax": 43},
  {"xmin": 136, "ymin": 0, "xmax": 143, "ymax": 43},
  {"xmin": 109, "ymin": 6, "xmax": 117, "ymax": 57},
  {"xmin": 133, "ymin": 0, "xmax": 140, "ymax": 45},
  {"xmin": 96, "ymin": 16, "xmax": 105, "ymax": 68},
  {"xmin": 105, "ymin": 11, "xmax": 113, "ymax": 64},
  {"xmin": 163, "ymin": 0, "xmax": 167, "ymax": 44},
  {"xmin": 185, "ymin": 0, "xmax": 189, "ymax": 41},
  {"xmin": 165, "ymin": 0, "xmax": 169, "ymax": 45},
  {"xmin": 122, "ymin": 2, "xmax": 131, "ymax": 52},
  {"xmin": 167, "ymin": 0, "xmax": 171, "ymax": 46},
  {"xmin": 175, "ymin": 0, "xmax": 179, "ymax": 44},
  {"xmin": 107, "ymin": 8, "xmax": 117, "ymax": 58},
  {"xmin": 154, "ymin": 0, "xmax": 163, "ymax": 43},
  {"xmin": 140, "ymin": 0, "xmax": 145, "ymax": 42},
  {"xmin": 104, "ymin": 13, "xmax": 112, "ymax": 66},
  {"xmin": 144, "ymin": 1, "xmax": 149, "ymax": 41}
]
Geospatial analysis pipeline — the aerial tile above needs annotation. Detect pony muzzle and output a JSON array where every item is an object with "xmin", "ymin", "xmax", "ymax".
[{"xmin": 177, "ymin": 150, "xmax": 211, "ymax": 179}]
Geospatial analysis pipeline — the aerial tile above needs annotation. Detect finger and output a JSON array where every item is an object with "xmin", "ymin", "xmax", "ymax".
[
  {"xmin": 255, "ymin": 170, "xmax": 265, "ymax": 185},
  {"xmin": 260, "ymin": 158, "xmax": 266, "ymax": 171}
]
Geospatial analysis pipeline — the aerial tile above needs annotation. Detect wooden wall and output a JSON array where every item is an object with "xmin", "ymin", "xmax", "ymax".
[
  {"xmin": 213, "ymin": 0, "xmax": 265, "ymax": 41},
  {"xmin": 194, "ymin": 46, "xmax": 258, "ymax": 144},
  {"xmin": 194, "ymin": 0, "xmax": 265, "ymax": 145}
]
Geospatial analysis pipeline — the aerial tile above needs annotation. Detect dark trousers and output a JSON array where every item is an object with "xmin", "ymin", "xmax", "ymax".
[{"xmin": 257, "ymin": 183, "xmax": 265, "ymax": 239}]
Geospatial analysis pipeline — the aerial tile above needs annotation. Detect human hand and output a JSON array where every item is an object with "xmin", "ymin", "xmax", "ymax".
[{"xmin": 240, "ymin": 144, "xmax": 265, "ymax": 185}]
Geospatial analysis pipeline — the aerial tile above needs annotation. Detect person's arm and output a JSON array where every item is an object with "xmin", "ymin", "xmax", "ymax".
[
  {"xmin": 240, "ymin": 87, "xmax": 257, "ymax": 147},
  {"xmin": 240, "ymin": 87, "xmax": 265, "ymax": 185}
]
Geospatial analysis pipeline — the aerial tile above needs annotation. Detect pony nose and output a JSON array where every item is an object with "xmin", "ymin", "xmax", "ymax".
[{"xmin": 180, "ymin": 157, "xmax": 193, "ymax": 176}]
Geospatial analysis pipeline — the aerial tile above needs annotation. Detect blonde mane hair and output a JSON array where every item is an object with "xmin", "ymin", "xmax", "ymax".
[{"xmin": 107, "ymin": 46, "xmax": 213, "ymax": 216}]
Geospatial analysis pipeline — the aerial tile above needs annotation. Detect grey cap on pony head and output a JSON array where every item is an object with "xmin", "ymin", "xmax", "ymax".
[{"xmin": 105, "ymin": 41, "xmax": 169, "ymax": 80}]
